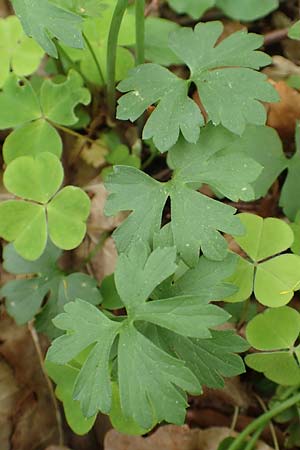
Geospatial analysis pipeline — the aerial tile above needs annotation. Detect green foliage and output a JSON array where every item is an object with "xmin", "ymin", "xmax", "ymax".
[
  {"xmin": 0, "ymin": 70, "xmax": 90, "ymax": 163},
  {"xmin": 168, "ymin": 0, "xmax": 278, "ymax": 21},
  {"xmin": 290, "ymin": 211, "xmax": 300, "ymax": 255},
  {"xmin": 46, "ymin": 242, "xmax": 246, "ymax": 431},
  {"xmin": 101, "ymin": 143, "xmax": 140, "ymax": 179},
  {"xmin": 246, "ymin": 307, "xmax": 300, "ymax": 385},
  {"xmin": 0, "ymin": 153, "xmax": 90, "ymax": 260},
  {"xmin": 226, "ymin": 213, "xmax": 300, "ymax": 306},
  {"xmin": 11, "ymin": 0, "xmax": 84, "ymax": 57},
  {"xmin": 60, "ymin": 1, "xmax": 135, "ymax": 86},
  {"xmin": 105, "ymin": 125, "xmax": 264, "ymax": 266},
  {"xmin": 117, "ymin": 21, "xmax": 277, "ymax": 151},
  {"xmin": 289, "ymin": 21, "xmax": 300, "ymax": 41},
  {"xmin": 0, "ymin": 241, "xmax": 101, "ymax": 337},
  {"xmin": 0, "ymin": 15, "xmax": 44, "ymax": 88}
]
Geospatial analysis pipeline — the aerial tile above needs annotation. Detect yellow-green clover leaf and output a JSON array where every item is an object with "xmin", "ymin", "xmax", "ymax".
[
  {"xmin": 0, "ymin": 152, "xmax": 91, "ymax": 260},
  {"xmin": 0, "ymin": 70, "xmax": 91, "ymax": 164},
  {"xmin": 0, "ymin": 15, "xmax": 44, "ymax": 88},
  {"xmin": 226, "ymin": 213, "xmax": 300, "ymax": 307},
  {"xmin": 246, "ymin": 307, "xmax": 300, "ymax": 385}
]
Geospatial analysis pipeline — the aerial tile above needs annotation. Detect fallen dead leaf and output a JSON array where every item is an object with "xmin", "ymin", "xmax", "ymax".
[
  {"xmin": 104, "ymin": 425, "xmax": 274, "ymax": 450},
  {"xmin": 263, "ymin": 55, "xmax": 300, "ymax": 81},
  {"xmin": 267, "ymin": 80, "xmax": 300, "ymax": 140},
  {"xmin": 0, "ymin": 311, "xmax": 60, "ymax": 450}
]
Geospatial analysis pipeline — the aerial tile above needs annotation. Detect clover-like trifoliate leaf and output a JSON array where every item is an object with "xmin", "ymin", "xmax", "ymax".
[
  {"xmin": 11, "ymin": 0, "xmax": 84, "ymax": 57},
  {"xmin": 0, "ymin": 16, "xmax": 44, "ymax": 88},
  {"xmin": 117, "ymin": 21, "xmax": 278, "ymax": 152},
  {"xmin": 47, "ymin": 242, "xmax": 237, "ymax": 430},
  {"xmin": 0, "ymin": 71, "xmax": 90, "ymax": 163},
  {"xmin": 0, "ymin": 241, "xmax": 102, "ymax": 337},
  {"xmin": 168, "ymin": 0, "xmax": 278, "ymax": 21},
  {"xmin": 0, "ymin": 153, "xmax": 91, "ymax": 260},
  {"xmin": 226, "ymin": 213, "xmax": 300, "ymax": 306},
  {"xmin": 105, "ymin": 126, "xmax": 265, "ymax": 265},
  {"xmin": 246, "ymin": 307, "xmax": 300, "ymax": 385},
  {"xmin": 46, "ymin": 361, "xmax": 97, "ymax": 434}
]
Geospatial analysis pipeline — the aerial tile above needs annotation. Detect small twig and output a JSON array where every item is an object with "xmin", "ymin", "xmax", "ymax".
[
  {"xmin": 254, "ymin": 394, "xmax": 280, "ymax": 450},
  {"xmin": 230, "ymin": 406, "xmax": 240, "ymax": 432},
  {"xmin": 264, "ymin": 28, "xmax": 289, "ymax": 46},
  {"xmin": 28, "ymin": 321, "xmax": 64, "ymax": 446}
]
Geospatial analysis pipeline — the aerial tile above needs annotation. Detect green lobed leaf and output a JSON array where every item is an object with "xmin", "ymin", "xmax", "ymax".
[
  {"xmin": 144, "ymin": 17, "xmax": 181, "ymax": 66},
  {"xmin": 168, "ymin": 0, "xmax": 278, "ymax": 21},
  {"xmin": 117, "ymin": 21, "xmax": 278, "ymax": 151},
  {"xmin": 0, "ymin": 15, "xmax": 44, "ymax": 88},
  {"xmin": 0, "ymin": 241, "xmax": 102, "ymax": 337},
  {"xmin": 47, "ymin": 242, "xmax": 243, "ymax": 430},
  {"xmin": 246, "ymin": 307, "xmax": 300, "ymax": 385},
  {"xmin": 105, "ymin": 126, "xmax": 265, "ymax": 265},
  {"xmin": 11, "ymin": 0, "xmax": 84, "ymax": 57}
]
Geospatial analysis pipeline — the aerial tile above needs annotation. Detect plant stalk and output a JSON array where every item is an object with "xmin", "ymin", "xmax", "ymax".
[
  {"xmin": 107, "ymin": 0, "xmax": 128, "ymax": 118},
  {"xmin": 227, "ymin": 392, "xmax": 300, "ymax": 450},
  {"xmin": 135, "ymin": 0, "xmax": 145, "ymax": 65},
  {"xmin": 83, "ymin": 32, "xmax": 106, "ymax": 87}
]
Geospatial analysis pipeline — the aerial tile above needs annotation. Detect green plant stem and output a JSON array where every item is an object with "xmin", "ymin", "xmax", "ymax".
[
  {"xmin": 83, "ymin": 32, "xmax": 106, "ymax": 87},
  {"xmin": 50, "ymin": 122, "xmax": 96, "ymax": 145},
  {"xmin": 135, "ymin": 0, "xmax": 145, "ymax": 65},
  {"xmin": 227, "ymin": 392, "xmax": 300, "ymax": 450},
  {"xmin": 107, "ymin": 0, "xmax": 128, "ymax": 118},
  {"xmin": 243, "ymin": 424, "xmax": 264, "ymax": 450}
]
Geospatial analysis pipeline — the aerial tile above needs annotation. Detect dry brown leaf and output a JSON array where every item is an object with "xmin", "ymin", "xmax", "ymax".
[
  {"xmin": 0, "ymin": 312, "xmax": 60, "ymax": 450},
  {"xmin": 263, "ymin": 55, "xmax": 300, "ymax": 81},
  {"xmin": 86, "ymin": 180, "xmax": 125, "ymax": 242},
  {"xmin": 80, "ymin": 141, "xmax": 108, "ymax": 169},
  {"xmin": 266, "ymin": 80, "xmax": 300, "ymax": 139},
  {"xmin": 104, "ymin": 425, "xmax": 274, "ymax": 450}
]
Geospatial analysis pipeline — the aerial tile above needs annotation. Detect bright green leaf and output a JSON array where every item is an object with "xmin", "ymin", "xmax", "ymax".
[
  {"xmin": 40, "ymin": 70, "xmax": 91, "ymax": 125},
  {"xmin": 246, "ymin": 307, "xmax": 300, "ymax": 385},
  {"xmin": 11, "ymin": 0, "xmax": 84, "ymax": 57},
  {"xmin": 3, "ymin": 119, "xmax": 62, "ymax": 164},
  {"xmin": 4, "ymin": 152, "xmax": 63, "ymax": 203},
  {"xmin": 47, "ymin": 186, "xmax": 91, "ymax": 250},
  {"xmin": 255, "ymin": 255, "xmax": 300, "ymax": 307},
  {"xmin": 168, "ymin": 0, "xmax": 215, "ymax": 19},
  {"xmin": 0, "ymin": 15, "xmax": 44, "ymax": 87},
  {"xmin": 46, "ymin": 361, "xmax": 97, "ymax": 435},
  {"xmin": 225, "ymin": 256, "xmax": 254, "ymax": 303},
  {"xmin": 215, "ymin": 0, "xmax": 279, "ymax": 21},
  {"xmin": 0, "ymin": 201, "xmax": 47, "ymax": 260},
  {"xmin": 235, "ymin": 213, "xmax": 294, "ymax": 262}
]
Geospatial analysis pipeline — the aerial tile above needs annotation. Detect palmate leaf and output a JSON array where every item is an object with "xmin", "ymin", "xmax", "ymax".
[
  {"xmin": 0, "ymin": 241, "xmax": 101, "ymax": 337},
  {"xmin": 226, "ymin": 213, "xmax": 300, "ymax": 307},
  {"xmin": 0, "ymin": 16, "xmax": 44, "ymax": 88},
  {"xmin": 11, "ymin": 0, "xmax": 84, "ymax": 57},
  {"xmin": 117, "ymin": 21, "xmax": 278, "ymax": 151},
  {"xmin": 246, "ymin": 307, "xmax": 300, "ymax": 385},
  {"xmin": 47, "ymin": 242, "xmax": 245, "ymax": 431},
  {"xmin": 168, "ymin": 0, "xmax": 278, "ymax": 21},
  {"xmin": 105, "ymin": 125, "xmax": 263, "ymax": 266},
  {"xmin": 0, "ymin": 70, "xmax": 90, "ymax": 163},
  {"xmin": 0, "ymin": 153, "xmax": 90, "ymax": 260}
]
